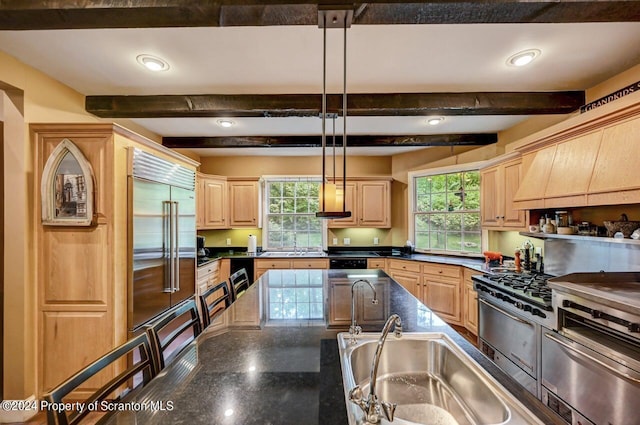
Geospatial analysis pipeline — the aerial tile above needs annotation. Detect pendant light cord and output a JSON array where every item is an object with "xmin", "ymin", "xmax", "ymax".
[
  {"xmin": 321, "ymin": 16, "xmax": 327, "ymax": 211},
  {"xmin": 342, "ymin": 16, "xmax": 347, "ymax": 213}
]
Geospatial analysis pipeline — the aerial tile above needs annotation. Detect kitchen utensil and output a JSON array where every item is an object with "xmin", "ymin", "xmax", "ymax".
[
  {"xmin": 543, "ymin": 217, "xmax": 556, "ymax": 234},
  {"xmin": 483, "ymin": 251, "xmax": 503, "ymax": 266},
  {"xmin": 555, "ymin": 211, "xmax": 569, "ymax": 228},
  {"xmin": 603, "ymin": 214, "xmax": 640, "ymax": 238},
  {"xmin": 557, "ymin": 227, "xmax": 574, "ymax": 235}
]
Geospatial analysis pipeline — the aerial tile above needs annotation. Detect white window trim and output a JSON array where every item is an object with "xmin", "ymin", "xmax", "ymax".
[
  {"xmin": 407, "ymin": 161, "xmax": 487, "ymax": 257},
  {"xmin": 261, "ymin": 175, "xmax": 328, "ymax": 251}
]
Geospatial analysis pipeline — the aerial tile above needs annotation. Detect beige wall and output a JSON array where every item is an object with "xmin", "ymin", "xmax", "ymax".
[{"xmin": 199, "ymin": 154, "xmax": 392, "ymax": 177}]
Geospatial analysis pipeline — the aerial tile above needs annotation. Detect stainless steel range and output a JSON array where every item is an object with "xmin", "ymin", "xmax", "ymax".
[
  {"xmin": 544, "ymin": 272, "xmax": 640, "ymax": 425},
  {"xmin": 473, "ymin": 271, "xmax": 556, "ymax": 398}
]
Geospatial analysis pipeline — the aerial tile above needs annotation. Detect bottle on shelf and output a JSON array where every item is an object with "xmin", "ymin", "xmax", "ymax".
[{"xmin": 543, "ymin": 216, "xmax": 556, "ymax": 234}]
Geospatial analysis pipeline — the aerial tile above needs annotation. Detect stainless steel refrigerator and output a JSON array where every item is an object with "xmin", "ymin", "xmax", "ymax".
[{"xmin": 128, "ymin": 148, "xmax": 196, "ymax": 333}]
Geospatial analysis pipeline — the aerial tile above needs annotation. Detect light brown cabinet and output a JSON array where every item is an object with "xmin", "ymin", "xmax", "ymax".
[
  {"xmin": 197, "ymin": 260, "xmax": 228, "ymax": 331},
  {"xmin": 367, "ymin": 258, "xmax": 386, "ymax": 269},
  {"xmin": 33, "ymin": 124, "xmax": 199, "ymax": 397},
  {"xmin": 386, "ymin": 259, "xmax": 421, "ymax": 298},
  {"xmin": 327, "ymin": 277, "xmax": 390, "ymax": 329},
  {"xmin": 481, "ymin": 158, "xmax": 527, "ymax": 229},
  {"xmin": 254, "ymin": 258, "xmax": 329, "ymax": 280},
  {"xmin": 200, "ymin": 175, "xmax": 227, "ymax": 229},
  {"xmin": 421, "ymin": 263, "xmax": 462, "ymax": 325},
  {"xmin": 462, "ymin": 267, "xmax": 478, "ymax": 336},
  {"xmin": 329, "ymin": 180, "xmax": 391, "ymax": 228},
  {"xmin": 228, "ymin": 180, "xmax": 260, "ymax": 227},
  {"xmin": 197, "ymin": 174, "xmax": 260, "ymax": 229}
]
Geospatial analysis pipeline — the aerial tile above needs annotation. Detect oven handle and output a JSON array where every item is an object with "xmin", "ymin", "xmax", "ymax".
[
  {"xmin": 544, "ymin": 332, "xmax": 640, "ymax": 385},
  {"xmin": 479, "ymin": 298, "xmax": 533, "ymax": 327}
]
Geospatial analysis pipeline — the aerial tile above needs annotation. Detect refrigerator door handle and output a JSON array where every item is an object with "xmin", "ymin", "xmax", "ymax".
[
  {"xmin": 173, "ymin": 200, "xmax": 180, "ymax": 292},
  {"xmin": 163, "ymin": 200, "xmax": 173, "ymax": 293}
]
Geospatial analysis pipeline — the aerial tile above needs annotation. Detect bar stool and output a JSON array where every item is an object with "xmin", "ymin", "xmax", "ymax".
[{"xmin": 199, "ymin": 280, "xmax": 231, "ymax": 327}]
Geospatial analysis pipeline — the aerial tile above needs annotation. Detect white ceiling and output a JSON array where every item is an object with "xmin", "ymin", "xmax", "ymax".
[{"xmin": 1, "ymin": 23, "xmax": 640, "ymax": 156}]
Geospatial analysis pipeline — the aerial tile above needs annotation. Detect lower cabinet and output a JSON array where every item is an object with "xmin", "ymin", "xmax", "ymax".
[
  {"xmin": 463, "ymin": 267, "xmax": 479, "ymax": 336},
  {"xmin": 327, "ymin": 277, "xmax": 390, "ymax": 329},
  {"xmin": 254, "ymin": 258, "xmax": 329, "ymax": 280},
  {"xmin": 421, "ymin": 263, "xmax": 462, "ymax": 325},
  {"xmin": 386, "ymin": 259, "xmax": 421, "ymax": 298}
]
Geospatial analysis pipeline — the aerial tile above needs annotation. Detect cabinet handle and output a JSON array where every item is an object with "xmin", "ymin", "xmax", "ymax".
[
  {"xmin": 495, "ymin": 216, "xmax": 500, "ymax": 219},
  {"xmin": 438, "ymin": 270, "xmax": 443, "ymax": 274}
]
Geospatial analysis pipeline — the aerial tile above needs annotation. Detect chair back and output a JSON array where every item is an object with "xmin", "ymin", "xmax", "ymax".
[
  {"xmin": 44, "ymin": 332, "xmax": 156, "ymax": 425},
  {"xmin": 229, "ymin": 268, "xmax": 250, "ymax": 301},
  {"xmin": 146, "ymin": 298, "xmax": 202, "ymax": 371},
  {"xmin": 199, "ymin": 280, "xmax": 231, "ymax": 327}
]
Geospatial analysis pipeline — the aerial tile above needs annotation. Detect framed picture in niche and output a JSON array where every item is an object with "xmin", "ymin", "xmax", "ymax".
[{"xmin": 41, "ymin": 138, "xmax": 95, "ymax": 226}]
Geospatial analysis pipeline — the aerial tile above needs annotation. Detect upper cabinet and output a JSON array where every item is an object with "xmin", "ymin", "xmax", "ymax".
[
  {"xmin": 328, "ymin": 179, "xmax": 391, "ymax": 228},
  {"xmin": 513, "ymin": 112, "xmax": 640, "ymax": 209},
  {"xmin": 200, "ymin": 175, "xmax": 227, "ymax": 229},
  {"xmin": 228, "ymin": 179, "xmax": 260, "ymax": 227},
  {"xmin": 481, "ymin": 158, "xmax": 528, "ymax": 230},
  {"xmin": 197, "ymin": 174, "xmax": 260, "ymax": 229}
]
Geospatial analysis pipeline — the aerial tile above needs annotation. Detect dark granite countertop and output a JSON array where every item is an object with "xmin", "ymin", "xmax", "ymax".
[
  {"xmin": 199, "ymin": 248, "xmax": 489, "ymax": 273},
  {"xmin": 103, "ymin": 269, "xmax": 562, "ymax": 425}
]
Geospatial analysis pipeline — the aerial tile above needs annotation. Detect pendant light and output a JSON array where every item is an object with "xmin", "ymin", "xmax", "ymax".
[{"xmin": 316, "ymin": 7, "xmax": 352, "ymax": 219}]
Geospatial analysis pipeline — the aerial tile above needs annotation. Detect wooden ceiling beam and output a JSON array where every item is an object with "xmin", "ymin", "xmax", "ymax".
[
  {"xmin": 161, "ymin": 134, "xmax": 498, "ymax": 149},
  {"xmin": 1, "ymin": 1, "xmax": 638, "ymax": 30},
  {"xmin": 86, "ymin": 91, "xmax": 585, "ymax": 118}
]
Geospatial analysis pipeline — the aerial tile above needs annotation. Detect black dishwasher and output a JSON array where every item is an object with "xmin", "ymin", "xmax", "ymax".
[{"xmin": 230, "ymin": 257, "xmax": 255, "ymax": 281}]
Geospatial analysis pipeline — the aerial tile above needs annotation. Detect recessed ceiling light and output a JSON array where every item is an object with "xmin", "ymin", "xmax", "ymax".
[
  {"xmin": 217, "ymin": 119, "xmax": 235, "ymax": 128},
  {"xmin": 224, "ymin": 409, "xmax": 234, "ymax": 417},
  {"xmin": 426, "ymin": 117, "xmax": 444, "ymax": 126},
  {"xmin": 136, "ymin": 54, "xmax": 170, "ymax": 72},
  {"xmin": 506, "ymin": 49, "xmax": 541, "ymax": 67}
]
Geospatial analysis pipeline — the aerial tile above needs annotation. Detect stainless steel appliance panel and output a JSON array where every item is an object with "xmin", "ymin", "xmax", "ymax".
[
  {"xmin": 131, "ymin": 178, "xmax": 172, "ymax": 329},
  {"xmin": 542, "ymin": 331, "xmax": 640, "ymax": 425},
  {"xmin": 169, "ymin": 185, "xmax": 196, "ymax": 306},
  {"xmin": 479, "ymin": 298, "xmax": 537, "ymax": 376},
  {"xmin": 481, "ymin": 340, "xmax": 538, "ymax": 396}
]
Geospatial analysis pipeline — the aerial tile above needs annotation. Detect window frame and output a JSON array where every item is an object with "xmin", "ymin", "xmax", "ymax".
[
  {"xmin": 408, "ymin": 162, "xmax": 486, "ymax": 257},
  {"xmin": 261, "ymin": 176, "xmax": 327, "ymax": 252}
]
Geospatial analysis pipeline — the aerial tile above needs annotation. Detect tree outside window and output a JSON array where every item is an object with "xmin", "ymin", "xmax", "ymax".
[
  {"xmin": 265, "ymin": 179, "xmax": 324, "ymax": 250},
  {"xmin": 413, "ymin": 171, "xmax": 481, "ymax": 254}
]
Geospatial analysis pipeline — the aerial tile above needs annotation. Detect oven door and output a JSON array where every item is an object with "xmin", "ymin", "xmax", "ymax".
[
  {"xmin": 479, "ymin": 297, "xmax": 538, "ymax": 377},
  {"xmin": 542, "ymin": 330, "xmax": 640, "ymax": 425}
]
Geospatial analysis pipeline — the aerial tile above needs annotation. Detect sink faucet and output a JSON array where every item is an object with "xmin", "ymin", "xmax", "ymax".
[
  {"xmin": 349, "ymin": 314, "xmax": 402, "ymax": 424},
  {"xmin": 349, "ymin": 279, "xmax": 378, "ymax": 344}
]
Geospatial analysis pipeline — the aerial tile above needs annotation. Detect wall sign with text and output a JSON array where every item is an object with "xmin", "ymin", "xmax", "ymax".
[{"xmin": 581, "ymin": 80, "xmax": 640, "ymax": 113}]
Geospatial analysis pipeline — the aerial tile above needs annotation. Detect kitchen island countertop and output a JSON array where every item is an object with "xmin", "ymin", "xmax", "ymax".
[{"xmin": 103, "ymin": 269, "xmax": 563, "ymax": 425}]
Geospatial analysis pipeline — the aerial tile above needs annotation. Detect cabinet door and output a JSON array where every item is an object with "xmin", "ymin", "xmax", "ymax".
[
  {"xmin": 203, "ymin": 178, "xmax": 227, "ymax": 228},
  {"xmin": 480, "ymin": 166, "xmax": 501, "ymax": 227},
  {"xmin": 228, "ymin": 181, "xmax": 259, "ymax": 227},
  {"xmin": 327, "ymin": 279, "xmax": 353, "ymax": 327},
  {"xmin": 327, "ymin": 182, "xmax": 357, "ymax": 227},
  {"xmin": 358, "ymin": 181, "xmax": 390, "ymax": 228},
  {"xmin": 196, "ymin": 175, "xmax": 205, "ymax": 229},
  {"xmin": 501, "ymin": 160, "xmax": 527, "ymax": 228},
  {"xmin": 462, "ymin": 268, "xmax": 478, "ymax": 335},
  {"xmin": 424, "ymin": 275, "xmax": 462, "ymax": 325},
  {"xmin": 359, "ymin": 280, "xmax": 389, "ymax": 326},
  {"xmin": 389, "ymin": 270, "xmax": 421, "ymax": 299}
]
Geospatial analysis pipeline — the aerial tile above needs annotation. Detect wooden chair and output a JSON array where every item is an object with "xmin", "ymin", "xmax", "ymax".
[
  {"xmin": 229, "ymin": 268, "xmax": 250, "ymax": 302},
  {"xmin": 43, "ymin": 332, "xmax": 156, "ymax": 425},
  {"xmin": 199, "ymin": 280, "xmax": 232, "ymax": 327},
  {"xmin": 146, "ymin": 298, "xmax": 202, "ymax": 371}
]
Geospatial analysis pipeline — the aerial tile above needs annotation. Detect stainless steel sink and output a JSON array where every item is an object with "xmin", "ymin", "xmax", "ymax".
[
  {"xmin": 259, "ymin": 251, "xmax": 327, "ymax": 257},
  {"xmin": 338, "ymin": 332, "xmax": 544, "ymax": 425}
]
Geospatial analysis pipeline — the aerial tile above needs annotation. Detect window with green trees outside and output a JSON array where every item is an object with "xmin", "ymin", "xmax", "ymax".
[
  {"xmin": 265, "ymin": 179, "xmax": 324, "ymax": 250},
  {"xmin": 413, "ymin": 171, "xmax": 481, "ymax": 254}
]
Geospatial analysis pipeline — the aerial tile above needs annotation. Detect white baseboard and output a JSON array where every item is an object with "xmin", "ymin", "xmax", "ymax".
[{"xmin": 0, "ymin": 396, "xmax": 39, "ymax": 423}]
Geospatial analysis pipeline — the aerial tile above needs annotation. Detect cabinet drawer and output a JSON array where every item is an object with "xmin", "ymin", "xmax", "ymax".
[
  {"xmin": 291, "ymin": 259, "xmax": 329, "ymax": 269},
  {"xmin": 254, "ymin": 259, "xmax": 291, "ymax": 269},
  {"xmin": 387, "ymin": 259, "xmax": 421, "ymax": 273},
  {"xmin": 422, "ymin": 263, "xmax": 461, "ymax": 279},
  {"xmin": 197, "ymin": 261, "xmax": 219, "ymax": 279},
  {"xmin": 367, "ymin": 259, "xmax": 386, "ymax": 269}
]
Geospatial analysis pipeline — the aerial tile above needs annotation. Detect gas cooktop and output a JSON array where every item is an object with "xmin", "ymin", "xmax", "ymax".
[{"xmin": 475, "ymin": 271, "xmax": 554, "ymax": 310}]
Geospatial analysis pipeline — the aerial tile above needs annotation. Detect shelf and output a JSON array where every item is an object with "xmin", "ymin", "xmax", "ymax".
[{"xmin": 519, "ymin": 231, "xmax": 640, "ymax": 245}]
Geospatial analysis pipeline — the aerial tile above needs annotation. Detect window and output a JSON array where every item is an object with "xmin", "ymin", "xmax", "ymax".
[
  {"xmin": 266, "ymin": 270, "xmax": 324, "ymax": 321},
  {"xmin": 264, "ymin": 178, "xmax": 324, "ymax": 250},
  {"xmin": 412, "ymin": 170, "xmax": 481, "ymax": 255}
]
